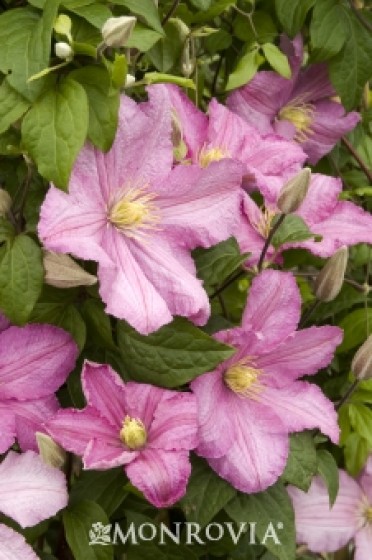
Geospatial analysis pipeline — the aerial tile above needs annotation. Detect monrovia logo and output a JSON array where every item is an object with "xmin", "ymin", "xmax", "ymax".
[{"xmin": 88, "ymin": 521, "xmax": 284, "ymax": 547}]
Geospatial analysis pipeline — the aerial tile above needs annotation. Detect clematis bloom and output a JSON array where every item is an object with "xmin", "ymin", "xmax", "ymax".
[
  {"xmin": 191, "ymin": 270, "xmax": 342, "ymax": 493},
  {"xmin": 227, "ymin": 35, "xmax": 360, "ymax": 164},
  {"xmin": 146, "ymin": 83, "xmax": 306, "ymax": 195},
  {"xmin": 0, "ymin": 324, "xmax": 78, "ymax": 453},
  {"xmin": 288, "ymin": 457, "xmax": 372, "ymax": 559},
  {"xmin": 46, "ymin": 361, "xmax": 199, "ymax": 508},
  {"xmin": 236, "ymin": 173, "xmax": 372, "ymax": 265},
  {"xmin": 38, "ymin": 92, "xmax": 243, "ymax": 335},
  {"xmin": 0, "ymin": 450, "xmax": 68, "ymax": 560}
]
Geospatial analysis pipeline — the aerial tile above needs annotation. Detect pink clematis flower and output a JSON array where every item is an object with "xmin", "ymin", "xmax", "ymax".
[
  {"xmin": 38, "ymin": 92, "xmax": 243, "ymax": 335},
  {"xmin": 288, "ymin": 457, "xmax": 372, "ymax": 559},
  {"xmin": 146, "ymin": 83, "xmax": 306, "ymax": 195},
  {"xmin": 191, "ymin": 270, "xmax": 342, "ymax": 493},
  {"xmin": 46, "ymin": 361, "xmax": 199, "ymax": 508},
  {"xmin": 0, "ymin": 450, "xmax": 68, "ymax": 560},
  {"xmin": 236, "ymin": 173, "xmax": 372, "ymax": 265},
  {"xmin": 227, "ymin": 35, "xmax": 360, "ymax": 164},
  {"xmin": 0, "ymin": 324, "xmax": 78, "ymax": 453}
]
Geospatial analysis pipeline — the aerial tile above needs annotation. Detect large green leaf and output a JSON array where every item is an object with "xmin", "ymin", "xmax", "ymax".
[
  {"xmin": 22, "ymin": 77, "xmax": 89, "ymax": 189},
  {"xmin": 262, "ymin": 43, "xmax": 291, "ymax": 78},
  {"xmin": 179, "ymin": 456, "xmax": 236, "ymax": 527},
  {"xmin": 329, "ymin": 9, "xmax": 372, "ymax": 110},
  {"xmin": 126, "ymin": 23, "xmax": 163, "ymax": 51},
  {"xmin": 147, "ymin": 20, "xmax": 184, "ymax": 73},
  {"xmin": 348, "ymin": 403, "xmax": 372, "ymax": 447},
  {"xmin": 310, "ymin": 0, "xmax": 348, "ymax": 61},
  {"xmin": 117, "ymin": 318, "xmax": 235, "ymax": 388},
  {"xmin": 317, "ymin": 449, "xmax": 339, "ymax": 506},
  {"xmin": 0, "ymin": 80, "xmax": 30, "ymax": 135},
  {"xmin": 0, "ymin": 2, "xmax": 59, "ymax": 101},
  {"xmin": 110, "ymin": 0, "xmax": 163, "ymax": 34},
  {"xmin": 281, "ymin": 432, "xmax": 317, "ymax": 492},
  {"xmin": 63, "ymin": 500, "xmax": 113, "ymax": 560},
  {"xmin": 0, "ymin": 234, "xmax": 43, "ymax": 324},
  {"xmin": 70, "ymin": 66, "xmax": 119, "ymax": 151},
  {"xmin": 271, "ymin": 215, "xmax": 317, "ymax": 248},
  {"xmin": 337, "ymin": 308, "xmax": 372, "ymax": 353},
  {"xmin": 274, "ymin": 0, "xmax": 315, "ymax": 37},
  {"xmin": 225, "ymin": 482, "xmax": 296, "ymax": 560},
  {"xmin": 70, "ymin": 469, "xmax": 127, "ymax": 517},
  {"xmin": 226, "ymin": 48, "xmax": 260, "ymax": 91}
]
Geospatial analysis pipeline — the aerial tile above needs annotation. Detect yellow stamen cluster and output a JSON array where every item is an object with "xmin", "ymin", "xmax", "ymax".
[
  {"xmin": 278, "ymin": 97, "xmax": 315, "ymax": 143},
  {"xmin": 224, "ymin": 361, "xmax": 263, "ymax": 399},
  {"xmin": 198, "ymin": 146, "xmax": 228, "ymax": 168},
  {"xmin": 255, "ymin": 207, "xmax": 277, "ymax": 239},
  {"xmin": 119, "ymin": 416, "xmax": 147, "ymax": 450},
  {"xmin": 108, "ymin": 187, "xmax": 159, "ymax": 239}
]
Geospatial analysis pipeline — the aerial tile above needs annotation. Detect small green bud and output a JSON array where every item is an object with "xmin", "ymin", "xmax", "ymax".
[
  {"xmin": 314, "ymin": 246, "xmax": 348, "ymax": 302},
  {"xmin": 277, "ymin": 168, "xmax": 311, "ymax": 214}
]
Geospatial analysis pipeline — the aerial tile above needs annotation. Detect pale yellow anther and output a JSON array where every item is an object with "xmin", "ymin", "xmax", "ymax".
[
  {"xmin": 364, "ymin": 505, "xmax": 372, "ymax": 525},
  {"xmin": 108, "ymin": 187, "xmax": 159, "ymax": 239},
  {"xmin": 255, "ymin": 208, "xmax": 277, "ymax": 239},
  {"xmin": 120, "ymin": 416, "xmax": 147, "ymax": 450},
  {"xmin": 224, "ymin": 361, "xmax": 263, "ymax": 398},
  {"xmin": 278, "ymin": 98, "xmax": 315, "ymax": 143},
  {"xmin": 198, "ymin": 147, "xmax": 228, "ymax": 168}
]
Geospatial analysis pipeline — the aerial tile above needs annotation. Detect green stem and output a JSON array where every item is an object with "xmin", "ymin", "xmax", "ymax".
[
  {"xmin": 336, "ymin": 378, "xmax": 360, "ymax": 410},
  {"xmin": 257, "ymin": 213, "xmax": 286, "ymax": 272}
]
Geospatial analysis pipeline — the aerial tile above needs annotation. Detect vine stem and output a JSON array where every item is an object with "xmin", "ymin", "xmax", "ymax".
[
  {"xmin": 341, "ymin": 136, "xmax": 372, "ymax": 184},
  {"xmin": 336, "ymin": 378, "xmax": 360, "ymax": 410},
  {"xmin": 299, "ymin": 299, "xmax": 321, "ymax": 328},
  {"xmin": 257, "ymin": 213, "xmax": 286, "ymax": 272},
  {"xmin": 161, "ymin": 0, "xmax": 180, "ymax": 26},
  {"xmin": 348, "ymin": 0, "xmax": 372, "ymax": 33}
]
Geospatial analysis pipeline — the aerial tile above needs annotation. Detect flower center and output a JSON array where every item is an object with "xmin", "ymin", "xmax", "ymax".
[
  {"xmin": 365, "ymin": 507, "xmax": 372, "ymax": 524},
  {"xmin": 119, "ymin": 416, "xmax": 147, "ymax": 450},
  {"xmin": 198, "ymin": 146, "xmax": 228, "ymax": 168},
  {"xmin": 254, "ymin": 207, "xmax": 277, "ymax": 239},
  {"xmin": 224, "ymin": 360, "xmax": 263, "ymax": 398},
  {"xmin": 108, "ymin": 187, "xmax": 159, "ymax": 239},
  {"xmin": 278, "ymin": 97, "xmax": 315, "ymax": 143}
]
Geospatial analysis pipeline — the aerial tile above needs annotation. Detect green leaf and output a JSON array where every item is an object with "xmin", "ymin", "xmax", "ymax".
[
  {"xmin": 225, "ymin": 482, "xmax": 295, "ymax": 560},
  {"xmin": 191, "ymin": 0, "xmax": 236, "ymax": 24},
  {"xmin": 0, "ymin": 80, "xmax": 30, "ymax": 135},
  {"xmin": 337, "ymin": 308, "xmax": 372, "ymax": 353},
  {"xmin": 111, "ymin": 54, "xmax": 128, "ymax": 89},
  {"xmin": 147, "ymin": 20, "xmax": 184, "ymax": 72},
  {"xmin": 22, "ymin": 77, "xmax": 89, "ymax": 189},
  {"xmin": 110, "ymin": 0, "xmax": 163, "ymax": 34},
  {"xmin": 281, "ymin": 432, "xmax": 317, "ymax": 491},
  {"xmin": 226, "ymin": 48, "xmax": 260, "ymax": 91},
  {"xmin": 317, "ymin": 449, "xmax": 339, "ymax": 506},
  {"xmin": 193, "ymin": 237, "xmax": 249, "ymax": 294},
  {"xmin": 126, "ymin": 23, "xmax": 163, "ymax": 51},
  {"xmin": 310, "ymin": 0, "xmax": 348, "ymax": 61},
  {"xmin": 179, "ymin": 456, "xmax": 236, "ymax": 527},
  {"xmin": 68, "ymin": 4, "xmax": 112, "ymax": 28},
  {"xmin": 0, "ymin": 128, "xmax": 22, "ymax": 156},
  {"xmin": 143, "ymin": 72, "xmax": 195, "ymax": 89},
  {"xmin": 275, "ymin": 0, "xmax": 315, "ymax": 37},
  {"xmin": 70, "ymin": 469, "xmax": 126, "ymax": 516},
  {"xmin": 81, "ymin": 299, "xmax": 117, "ymax": 351},
  {"xmin": 344, "ymin": 432, "xmax": 370, "ymax": 476},
  {"xmin": 348, "ymin": 403, "xmax": 372, "ymax": 447},
  {"xmin": 0, "ymin": 3, "xmax": 59, "ymax": 101},
  {"xmin": 262, "ymin": 43, "xmax": 291, "ymax": 78},
  {"xmin": 234, "ymin": 11, "xmax": 277, "ymax": 44},
  {"xmin": 0, "ymin": 218, "xmax": 15, "ymax": 243},
  {"xmin": 271, "ymin": 215, "xmax": 317, "ymax": 248},
  {"xmin": 329, "ymin": 9, "xmax": 372, "ymax": 110},
  {"xmin": 0, "ymin": 234, "xmax": 43, "ymax": 324},
  {"xmin": 63, "ymin": 500, "xmax": 113, "ymax": 560},
  {"xmin": 190, "ymin": 0, "xmax": 212, "ymax": 10},
  {"xmin": 117, "ymin": 317, "xmax": 235, "ymax": 388},
  {"xmin": 70, "ymin": 67, "xmax": 119, "ymax": 151}
]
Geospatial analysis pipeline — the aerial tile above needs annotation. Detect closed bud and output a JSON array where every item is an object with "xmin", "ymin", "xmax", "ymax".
[
  {"xmin": 352, "ymin": 334, "xmax": 372, "ymax": 380},
  {"xmin": 54, "ymin": 14, "xmax": 73, "ymax": 42},
  {"xmin": 36, "ymin": 433, "xmax": 66, "ymax": 469},
  {"xmin": 0, "ymin": 188, "xmax": 12, "ymax": 216},
  {"xmin": 43, "ymin": 251, "xmax": 97, "ymax": 289},
  {"xmin": 101, "ymin": 16, "xmax": 136, "ymax": 48},
  {"xmin": 55, "ymin": 41, "xmax": 74, "ymax": 60},
  {"xmin": 314, "ymin": 246, "xmax": 348, "ymax": 302},
  {"xmin": 277, "ymin": 168, "xmax": 311, "ymax": 214},
  {"xmin": 125, "ymin": 73, "xmax": 136, "ymax": 87}
]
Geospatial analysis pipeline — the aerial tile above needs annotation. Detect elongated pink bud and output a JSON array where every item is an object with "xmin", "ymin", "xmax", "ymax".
[
  {"xmin": 277, "ymin": 168, "xmax": 311, "ymax": 214},
  {"xmin": 314, "ymin": 246, "xmax": 348, "ymax": 302},
  {"xmin": 352, "ymin": 334, "xmax": 372, "ymax": 380}
]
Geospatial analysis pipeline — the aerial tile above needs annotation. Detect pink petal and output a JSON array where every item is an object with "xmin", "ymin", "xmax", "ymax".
[
  {"xmin": 148, "ymin": 391, "xmax": 198, "ymax": 451},
  {"xmin": 10, "ymin": 395, "xmax": 59, "ymax": 451},
  {"xmin": 46, "ymin": 407, "xmax": 119, "ymax": 456},
  {"xmin": 296, "ymin": 173, "xmax": 341, "ymax": 224},
  {"xmin": 125, "ymin": 448, "xmax": 191, "ymax": 508},
  {"xmin": 258, "ymin": 326, "xmax": 343, "ymax": 387},
  {"xmin": 82, "ymin": 361, "xmax": 126, "ymax": 428},
  {"xmin": 191, "ymin": 370, "xmax": 236, "ymax": 458},
  {"xmin": 0, "ymin": 313, "xmax": 10, "ymax": 333},
  {"xmin": 0, "ymin": 524, "xmax": 39, "ymax": 560},
  {"xmin": 145, "ymin": 84, "xmax": 208, "ymax": 160},
  {"xmin": 355, "ymin": 525, "xmax": 372, "ymax": 560},
  {"xmin": 288, "ymin": 471, "xmax": 362, "ymax": 552},
  {"xmin": 0, "ymin": 324, "xmax": 78, "ymax": 401},
  {"xmin": 124, "ymin": 382, "xmax": 169, "ymax": 431},
  {"xmin": 83, "ymin": 438, "xmax": 135, "ymax": 470},
  {"xmin": 0, "ymin": 406, "xmax": 16, "ymax": 453},
  {"xmin": 227, "ymin": 71, "xmax": 293, "ymax": 134},
  {"xmin": 357, "ymin": 457, "xmax": 372, "ymax": 503},
  {"xmin": 260, "ymin": 381, "xmax": 339, "ymax": 443},
  {"xmin": 292, "ymin": 64, "xmax": 335, "ymax": 103},
  {"xmin": 0, "ymin": 450, "xmax": 68, "ymax": 527},
  {"xmin": 157, "ymin": 160, "xmax": 243, "ymax": 249},
  {"xmin": 207, "ymin": 395, "xmax": 288, "ymax": 493},
  {"xmin": 242, "ymin": 270, "xmax": 301, "ymax": 349}
]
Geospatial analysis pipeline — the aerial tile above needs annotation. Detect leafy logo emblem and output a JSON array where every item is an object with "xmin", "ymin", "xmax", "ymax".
[{"xmin": 88, "ymin": 522, "xmax": 112, "ymax": 546}]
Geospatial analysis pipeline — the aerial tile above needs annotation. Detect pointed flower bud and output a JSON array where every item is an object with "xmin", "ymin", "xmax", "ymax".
[
  {"xmin": 101, "ymin": 16, "xmax": 137, "ymax": 48},
  {"xmin": 125, "ymin": 73, "xmax": 136, "ymax": 87},
  {"xmin": 0, "ymin": 188, "xmax": 12, "ymax": 216},
  {"xmin": 36, "ymin": 433, "xmax": 66, "ymax": 469},
  {"xmin": 43, "ymin": 251, "xmax": 97, "ymax": 289},
  {"xmin": 352, "ymin": 334, "xmax": 372, "ymax": 380},
  {"xmin": 277, "ymin": 168, "xmax": 311, "ymax": 214},
  {"xmin": 55, "ymin": 42, "xmax": 74, "ymax": 60},
  {"xmin": 54, "ymin": 14, "xmax": 73, "ymax": 43},
  {"xmin": 314, "ymin": 246, "xmax": 348, "ymax": 302}
]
